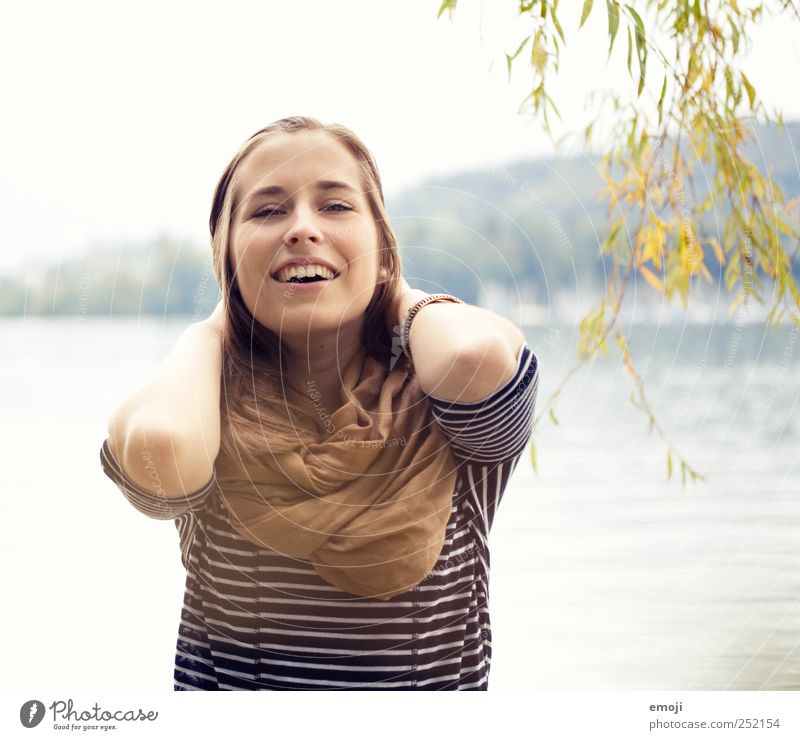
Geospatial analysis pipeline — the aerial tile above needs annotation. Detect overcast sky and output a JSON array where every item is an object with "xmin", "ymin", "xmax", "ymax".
[{"xmin": 3, "ymin": 0, "xmax": 799, "ymax": 276}]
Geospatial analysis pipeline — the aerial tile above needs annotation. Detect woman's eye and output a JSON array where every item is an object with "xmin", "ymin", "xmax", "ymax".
[
  {"xmin": 254, "ymin": 207, "xmax": 283, "ymax": 218},
  {"xmin": 253, "ymin": 203, "xmax": 352, "ymax": 219}
]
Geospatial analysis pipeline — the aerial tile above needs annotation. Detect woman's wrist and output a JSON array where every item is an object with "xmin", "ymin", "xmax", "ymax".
[
  {"xmin": 396, "ymin": 289, "xmax": 429, "ymax": 327},
  {"xmin": 386, "ymin": 278, "xmax": 427, "ymax": 334}
]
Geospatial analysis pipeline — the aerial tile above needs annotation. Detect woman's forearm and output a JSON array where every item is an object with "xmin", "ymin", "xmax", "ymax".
[
  {"xmin": 400, "ymin": 291, "xmax": 525, "ymax": 403},
  {"xmin": 107, "ymin": 320, "xmax": 222, "ymax": 497}
]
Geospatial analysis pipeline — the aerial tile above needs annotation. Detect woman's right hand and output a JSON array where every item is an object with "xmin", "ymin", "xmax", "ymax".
[{"xmin": 203, "ymin": 300, "xmax": 226, "ymax": 341}]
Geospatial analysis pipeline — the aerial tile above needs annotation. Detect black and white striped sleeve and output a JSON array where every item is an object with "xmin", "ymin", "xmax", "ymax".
[
  {"xmin": 99, "ymin": 437, "xmax": 215, "ymax": 520},
  {"xmin": 426, "ymin": 342, "xmax": 538, "ymax": 464}
]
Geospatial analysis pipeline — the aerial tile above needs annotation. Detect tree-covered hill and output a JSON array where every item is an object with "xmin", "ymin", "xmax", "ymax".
[{"xmin": 2, "ymin": 122, "xmax": 798, "ymax": 316}]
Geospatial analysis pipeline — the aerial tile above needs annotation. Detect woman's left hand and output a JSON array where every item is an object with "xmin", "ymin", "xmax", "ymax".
[{"xmin": 385, "ymin": 276, "xmax": 427, "ymax": 335}]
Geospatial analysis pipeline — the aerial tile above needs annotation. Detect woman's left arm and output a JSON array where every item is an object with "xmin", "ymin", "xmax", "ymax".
[{"xmin": 387, "ymin": 279, "xmax": 526, "ymax": 403}]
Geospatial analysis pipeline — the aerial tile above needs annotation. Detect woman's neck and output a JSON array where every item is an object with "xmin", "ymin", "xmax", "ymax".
[{"xmin": 281, "ymin": 326, "xmax": 365, "ymax": 411}]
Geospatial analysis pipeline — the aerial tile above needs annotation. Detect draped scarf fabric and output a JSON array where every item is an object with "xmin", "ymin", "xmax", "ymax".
[{"xmin": 214, "ymin": 348, "xmax": 459, "ymax": 601}]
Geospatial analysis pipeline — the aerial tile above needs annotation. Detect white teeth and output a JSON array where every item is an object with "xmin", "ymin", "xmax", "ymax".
[{"xmin": 275, "ymin": 263, "xmax": 335, "ymax": 282}]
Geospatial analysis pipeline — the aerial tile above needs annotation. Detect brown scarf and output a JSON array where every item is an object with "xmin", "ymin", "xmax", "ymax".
[{"xmin": 213, "ymin": 347, "xmax": 459, "ymax": 601}]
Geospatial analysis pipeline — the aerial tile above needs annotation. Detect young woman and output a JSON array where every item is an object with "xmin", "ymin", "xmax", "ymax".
[{"xmin": 100, "ymin": 115, "xmax": 539, "ymax": 690}]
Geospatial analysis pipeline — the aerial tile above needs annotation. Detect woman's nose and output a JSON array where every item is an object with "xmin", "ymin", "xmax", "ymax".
[{"xmin": 285, "ymin": 204, "xmax": 323, "ymax": 244}]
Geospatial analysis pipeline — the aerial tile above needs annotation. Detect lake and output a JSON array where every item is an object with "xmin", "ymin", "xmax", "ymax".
[{"xmin": 1, "ymin": 315, "xmax": 798, "ymax": 690}]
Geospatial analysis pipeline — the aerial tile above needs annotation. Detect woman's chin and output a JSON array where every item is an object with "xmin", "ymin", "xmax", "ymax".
[{"xmin": 251, "ymin": 310, "xmax": 346, "ymax": 337}]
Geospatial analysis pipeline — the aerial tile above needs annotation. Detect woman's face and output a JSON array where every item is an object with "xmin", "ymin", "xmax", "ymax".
[{"xmin": 228, "ymin": 130, "xmax": 381, "ymax": 338}]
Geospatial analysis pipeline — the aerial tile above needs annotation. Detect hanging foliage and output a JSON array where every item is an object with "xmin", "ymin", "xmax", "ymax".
[{"xmin": 438, "ymin": 0, "xmax": 800, "ymax": 487}]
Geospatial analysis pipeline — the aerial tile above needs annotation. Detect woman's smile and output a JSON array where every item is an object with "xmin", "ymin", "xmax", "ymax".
[
  {"xmin": 269, "ymin": 259, "xmax": 343, "ymax": 294},
  {"xmin": 271, "ymin": 271, "xmax": 342, "ymax": 293}
]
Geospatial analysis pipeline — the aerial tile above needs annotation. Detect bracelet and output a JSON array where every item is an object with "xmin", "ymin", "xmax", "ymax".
[{"xmin": 400, "ymin": 293, "xmax": 465, "ymax": 365}]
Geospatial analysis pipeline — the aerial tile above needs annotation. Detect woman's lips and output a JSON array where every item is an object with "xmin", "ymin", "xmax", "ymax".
[{"xmin": 271, "ymin": 273, "xmax": 340, "ymax": 291}]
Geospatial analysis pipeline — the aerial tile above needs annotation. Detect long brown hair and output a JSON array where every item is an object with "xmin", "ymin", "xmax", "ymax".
[{"xmin": 209, "ymin": 116, "xmax": 404, "ymax": 461}]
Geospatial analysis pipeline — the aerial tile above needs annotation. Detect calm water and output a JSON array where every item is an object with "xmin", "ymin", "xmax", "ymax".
[{"xmin": 1, "ymin": 316, "xmax": 798, "ymax": 690}]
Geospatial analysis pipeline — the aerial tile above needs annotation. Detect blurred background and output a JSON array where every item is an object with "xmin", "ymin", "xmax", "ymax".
[{"xmin": 1, "ymin": 0, "xmax": 798, "ymax": 691}]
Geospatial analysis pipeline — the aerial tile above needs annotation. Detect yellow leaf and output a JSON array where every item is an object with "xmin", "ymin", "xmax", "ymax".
[
  {"xmin": 580, "ymin": 0, "xmax": 594, "ymax": 28},
  {"xmin": 437, "ymin": 0, "xmax": 458, "ymax": 19},
  {"xmin": 741, "ymin": 71, "xmax": 756, "ymax": 108},
  {"xmin": 776, "ymin": 218, "xmax": 797, "ymax": 238},
  {"xmin": 531, "ymin": 33, "xmax": 548, "ymax": 74},
  {"xmin": 708, "ymin": 237, "xmax": 726, "ymax": 265},
  {"xmin": 702, "ymin": 69, "xmax": 713, "ymax": 95},
  {"xmin": 640, "ymin": 265, "xmax": 665, "ymax": 293},
  {"xmin": 644, "ymin": 224, "xmax": 664, "ymax": 271},
  {"xmin": 751, "ymin": 171, "xmax": 764, "ymax": 200},
  {"xmin": 728, "ymin": 290, "xmax": 745, "ymax": 317}
]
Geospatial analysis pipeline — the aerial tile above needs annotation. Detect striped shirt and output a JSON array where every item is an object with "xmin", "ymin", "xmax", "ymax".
[{"xmin": 100, "ymin": 342, "xmax": 538, "ymax": 690}]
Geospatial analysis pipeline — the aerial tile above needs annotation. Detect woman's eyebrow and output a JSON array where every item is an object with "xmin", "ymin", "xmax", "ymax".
[{"xmin": 244, "ymin": 180, "xmax": 360, "ymax": 204}]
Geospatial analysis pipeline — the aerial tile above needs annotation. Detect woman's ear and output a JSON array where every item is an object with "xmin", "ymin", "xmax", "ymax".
[{"xmin": 378, "ymin": 266, "xmax": 389, "ymax": 283}]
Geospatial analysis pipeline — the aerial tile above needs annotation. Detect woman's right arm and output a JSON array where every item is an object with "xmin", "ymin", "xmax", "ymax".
[{"xmin": 106, "ymin": 304, "xmax": 224, "ymax": 498}]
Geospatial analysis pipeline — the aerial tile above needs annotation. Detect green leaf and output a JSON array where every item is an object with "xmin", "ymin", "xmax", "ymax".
[
  {"xmin": 549, "ymin": 407, "xmax": 559, "ymax": 426},
  {"xmin": 724, "ymin": 65, "xmax": 734, "ymax": 103},
  {"xmin": 636, "ymin": 52, "xmax": 646, "ymax": 96},
  {"xmin": 667, "ymin": 450, "xmax": 673, "ymax": 479},
  {"xmin": 544, "ymin": 90, "xmax": 563, "ymax": 120},
  {"xmin": 657, "ymin": 74, "xmax": 667, "ymax": 125},
  {"xmin": 580, "ymin": 0, "xmax": 594, "ymax": 28},
  {"xmin": 531, "ymin": 32, "xmax": 548, "ymax": 74},
  {"xmin": 675, "ymin": 7, "xmax": 688, "ymax": 34},
  {"xmin": 626, "ymin": 4, "xmax": 645, "ymax": 33},
  {"xmin": 505, "ymin": 35, "xmax": 531, "ymax": 81},
  {"xmin": 626, "ymin": 4, "xmax": 647, "ymax": 96},
  {"xmin": 436, "ymin": 0, "xmax": 458, "ymax": 20},
  {"xmin": 552, "ymin": 7, "xmax": 565, "ymax": 43},
  {"xmin": 530, "ymin": 440, "xmax": 538, "ymax": 473},
  {"xmin": 606, "ymin": 0, "xmax": 620, "ymax": 57},
  {"xmin": 626, "ymin": 25, "xmax": 632, "ymax": 76},
  {"xmin": 741, "ymin": 72, "xmax": 756, "ymax": 108},
  {"xmin": 729, "ymin": 18, "xmax": 740, "ymax": 54},
  {"xmin": 552, "ymin": 32, "xmax": 560, "ymax": 72}
]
